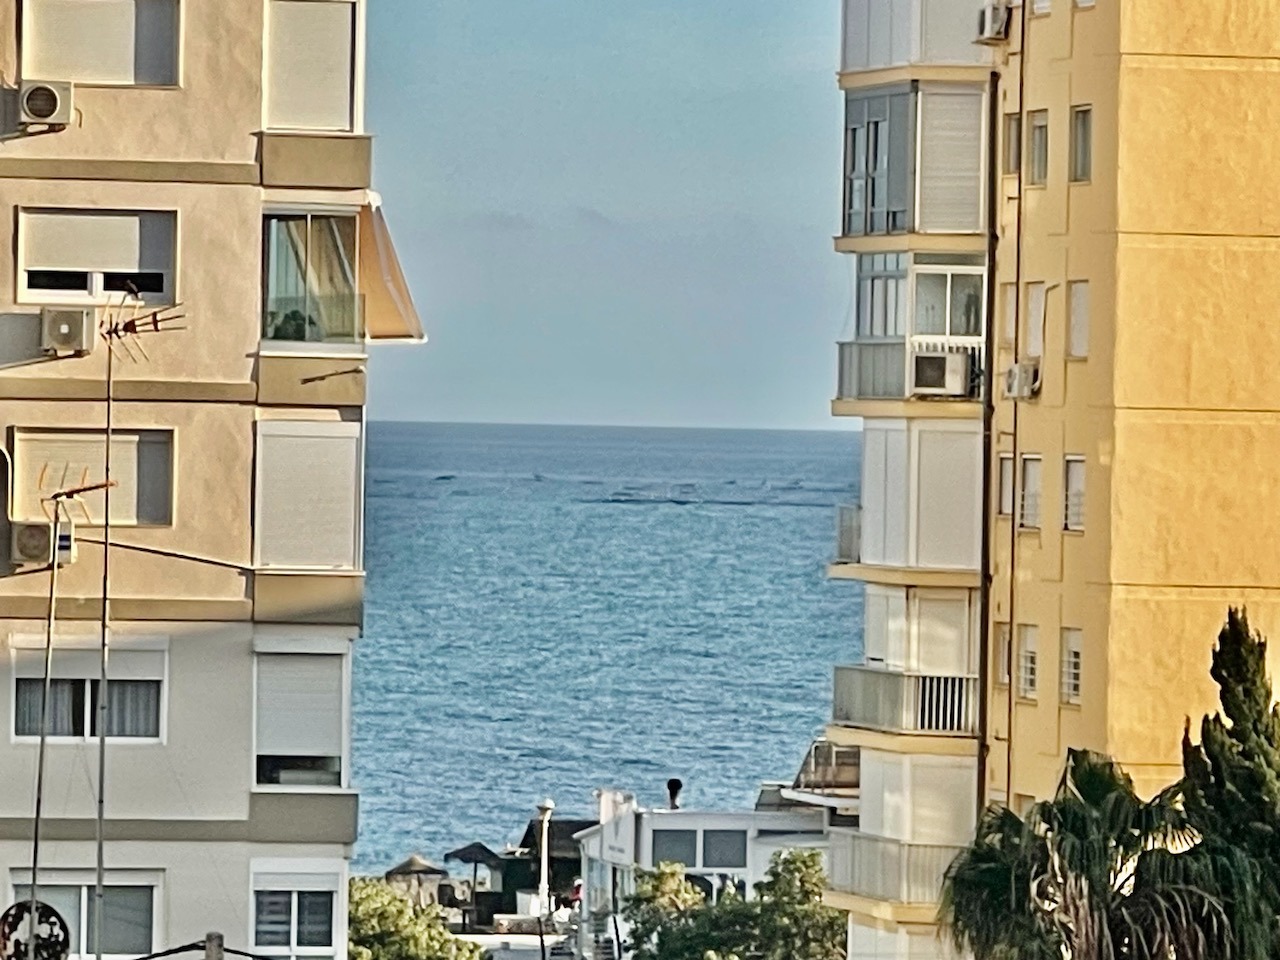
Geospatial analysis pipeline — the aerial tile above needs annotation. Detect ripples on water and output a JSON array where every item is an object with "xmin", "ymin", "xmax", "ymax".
[{"xmin": 354, "ymin": 422, "xmax": 862, "ymax": 872}]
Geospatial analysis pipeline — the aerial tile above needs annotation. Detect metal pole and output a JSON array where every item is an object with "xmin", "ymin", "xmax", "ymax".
[
  {"xmin": 204, "ymin": 932, "xmax": 223, "ymax": 960},
  {"xmin": 94, "ymin": 319, "xmax": 116, "ymax": 960},
  {"xmin": 27, "ymin": 501, "xmax": 63, "ymax": 960}
]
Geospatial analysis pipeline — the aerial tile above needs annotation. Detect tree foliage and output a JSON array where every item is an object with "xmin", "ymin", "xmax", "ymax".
[
  {"xmin": 621, "ymin": 849, "xmax": 844, "ymax": 960},
  {"xmin": 348, "ymin": 877, "xmax": 483, "ymax": 960},
  {"xmin": 941, "ymin": 748, "xmax": 1250, "ymax": 960}
]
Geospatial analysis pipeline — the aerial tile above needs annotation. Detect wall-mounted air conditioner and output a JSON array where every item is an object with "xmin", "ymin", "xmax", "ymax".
[
  {"xmin": 19, "ymin": 80, "xmax": 74, "ymax": 126},
  {"xmin": 10, "ymin": 520, "xmax": 76, "ymax": 568},
  {"xmin": 912, "ymin": 352, "xmax": 969, "ymax": 397},
  {"xmin": 977, "ymin": 1, "xmax": 1010, "ymax": 44},
  {"xmin": 41, "ymin": 307, "xmax": 96, "ymax": 356},
  {"xmin": 1003, "ymin": 361, "xmax": 1041, "ymax": 400}
]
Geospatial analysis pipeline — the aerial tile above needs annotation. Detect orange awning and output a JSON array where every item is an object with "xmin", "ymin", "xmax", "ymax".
[{"xmin": 358, "ymin": 202, "xmax": 425, "ymax": 343}]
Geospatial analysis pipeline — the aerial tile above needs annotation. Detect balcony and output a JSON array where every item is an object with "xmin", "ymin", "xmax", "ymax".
[
  {"xmin": 841, "ymin": 0, "xmax": 989, "ymax": 75},
  {"xmin": 833, "ymin": 665, "xmax": 979, "ymax": 735},
  {"xmin": 794, "ymin": 738, "xmax": 861, "ymax": 793},
  {"xmin": 837, "ymin": 338, "xmax": 983, "ymax": 402},
  {"xmin": 828, "ymin": 828, "xmax": 963, "ymax": 904},
  {"xmin": 836, "ymin": 504, "xmax": 862, "ymax": 563}
]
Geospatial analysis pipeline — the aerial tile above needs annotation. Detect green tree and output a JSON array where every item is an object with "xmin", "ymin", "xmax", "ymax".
[
  {"xmin": 941, "ymin": 748, "xmax": 1245, "ymax": 960},
  {"xmin": 348, "ymin": 877, "xmax": 483, "ymax": 960},
  {"xmin": 621, "ymin": 849, "xmax": 844, "ymax": 960}
]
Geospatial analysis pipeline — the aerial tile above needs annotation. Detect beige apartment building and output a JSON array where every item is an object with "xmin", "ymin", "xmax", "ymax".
[
  {"xmin": 0, "ymin": 1, "xmax": 420, "ymax": 956},
  {"xmin": 808, "ymin": 0, "xmax": 1280, "ymax": 958}
]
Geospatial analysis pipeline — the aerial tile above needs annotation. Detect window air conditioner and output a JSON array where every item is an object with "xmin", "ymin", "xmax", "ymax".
[
  {"xmin": 19, "ymin": 80, "xmax": 74, "ymax": 127},
  {"xmin": 41, "ymin": 307, "xmax": 96, "ymax": 356},
  {"xmin": 912, "ymin": 352, "xmax": 969, "ymax": 397},
  {"xmin": 10, "ymin": 520, "xmax": 76, "ymax": 568},
  {"xmin": 977, "ymin": 1, "xmax": 1010, "ymax": 44},
  {"xmin": 1003, "ymin": 361, "xmax": 1041, "ymax": 400}
]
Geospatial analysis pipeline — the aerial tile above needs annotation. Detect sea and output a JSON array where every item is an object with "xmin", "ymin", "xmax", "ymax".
[{"xmin": 353, "ymin": 422, "xmax": 862, "ymax": 873}]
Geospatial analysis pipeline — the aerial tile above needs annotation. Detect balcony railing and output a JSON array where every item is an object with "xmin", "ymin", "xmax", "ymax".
[
  {"xmin": 838, "ymin": 338, "xmax": 984, "ymax": 402},
  {"xmin": 909, "ymin": 337, "xmax": 984, "ymax": 399},
  {"xmin": 838, "ymin": 340, "xmax": 906, "ymax": 400},
  {"xmin": 828, "ymin": 828, "xmax": 964, "ymax": 904},
  {"xmin": 793, "ymin": 738, "xmax": 861, "ymax": 792},
  {"xmin": 833, "ymin": 665, "xmax": 979, "ymax": 734},
  {"xmin": 835, "ymin": 504, "xmax": 861, "ymax": 563}
]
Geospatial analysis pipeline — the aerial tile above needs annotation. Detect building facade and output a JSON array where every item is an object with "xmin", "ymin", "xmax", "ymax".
[
  {"xmin": 821, "ymin": 0, "xmax": 1280, "ymax": 958},
  {"xmin": 0, "ymin": 1, "xmax": 420, "ymax": 957}
]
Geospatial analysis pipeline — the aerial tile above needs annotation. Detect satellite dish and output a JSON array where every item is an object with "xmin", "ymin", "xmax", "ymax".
[{"xmin": 0, "ymin": 900, "xmax": 71, "ymax": 960}]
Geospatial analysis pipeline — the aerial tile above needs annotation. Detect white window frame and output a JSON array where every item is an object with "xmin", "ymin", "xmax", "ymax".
[
  {"xmin": 1019, "ymin": 455, "xmax": 1042, "ymax": 530},
  {"xmin": 910, "ymin": 263, "xmax": 987, "ymax": 341},
  {"xmin": 9, "ymin": 869, "xmax": 163, "ymax": 960},
  {"xmin": 1064, "ymin": 456, "xmax": 1086, "ymax": 531},
  {"xmin": 1017, "ymin": 625, "xmax": 1038, "ymax": 700},
  {"xmin": 1070, "ymin": 106, "xmax": 1092, "ymax": 183},
  {"xmin": 1067, "ymin": 280, "xmax": 1089, "ymax": 358},
  {"xmin": 21, "ymin": 0, "xmax": 183, "ymax": 88},
  {"xmin": 249, "ymin": 859, "xmax": 349, "ymax": 960},
  {"xmin": 9, "ymin": 637, "xmax": 169, "ymax": 745},
  {"xmin": 997, "ymin": 454, "xmax": 1015, "ymax": 516},
  {"xmin": 16, "ymin": 208, "xmax": 178, "ymax": 308},
  {"xmin": 1026, "ymin": 111, "xmax": 1049, "ymax": 186},
  {"xmin": 263, "ymin": 0, "xmax": 366, "ymax": 134},
  {"xmin": 251, "ymin": 645, "xmax": 353, "ymax": 793},
  {"xmin": 1060, "ymin": 628, "xmax": 1083, "ymax": 705}
]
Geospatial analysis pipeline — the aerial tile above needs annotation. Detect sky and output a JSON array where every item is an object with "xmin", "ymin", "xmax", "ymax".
[{"xmin": 364, "ymin": 1, "xmax": 850, "ymax": 430}]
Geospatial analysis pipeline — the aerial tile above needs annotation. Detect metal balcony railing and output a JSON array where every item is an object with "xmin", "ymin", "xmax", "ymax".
[
  {"xmin": 828, "ymin": 828, "xmax": 964, "ymax": 904},
  {"xmin": 835, "ymin": 504, "xmax": 861, "ymax": 563},
  {"xmin": 832, "ymin": 665, "xmax": 979, "ymax": 734}
]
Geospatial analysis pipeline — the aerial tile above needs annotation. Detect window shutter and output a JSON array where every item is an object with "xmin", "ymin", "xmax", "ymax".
[
  {"xmin": 12, "ymin": 649, "xmax": 161, "ymax": 679},
  {"xmin": 917, "ymin": 91, "xmax": 983, "ymax": 233},
  {"xmin": 998, "ymin": 455, "xmax": 1014, "ymax": 515},
  {"xmin": 1068, "ymin": 281, "xmax": 1089, "ymax": 357},
  {"xmin": 256, "ymin": 654, "xmax": 344, "ymax": 758},
  {"xmin": 254, "ymin": 873, "xmax": 340, "ymax": 892},
  {"xmin": 1026, "ymin": 283, "xmax": 1046, "ymax": 358},
  {"xmin": 23, "ymin": 210, "xmax": 174, "ymax": 275},
  {"xmin": 256, "ymin": 421, "xmax": 361, "ymax": 569},
  {"xmin": 25, "ymin": 0, "xmax": 176, "ymax": 85},
  {"xmin": 267, "ymin": 0, "xmax": 355, "ymax": 130},
  {"xmin": 13, "ymin": 431, "xmax": 158, "ymax": 525}
]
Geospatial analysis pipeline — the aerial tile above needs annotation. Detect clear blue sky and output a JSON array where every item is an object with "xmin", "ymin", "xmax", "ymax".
[{"xmin": 364, "ymin": 1, "xmax": 848, "ymax": 430}]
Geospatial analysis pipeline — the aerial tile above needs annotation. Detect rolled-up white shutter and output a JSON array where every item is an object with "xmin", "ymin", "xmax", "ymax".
[
  {"xmin": 23, "ymin": 210, "xmax": 175, "ymax": 275},
  {"xmin": 25, "ymin": 0, "xmax": 177, "ymax": 85},
  {"xmin": 267, "ymin": 0, "xmax": 355, "ymax": 131},
  {"xmin": 13, "ymin": 430, "xmax": 155, "ymax": 525},
  {"xmin": 917, "ymin": 91, "xmax": 983, "ymax": 233},
  {"xmin": 256, "ymin": 654, "xmax": 344, "ymax": 758},
  {"xmin": 13, "ymin": 649, "xmax": 165, "ymax": 679},
  {"xmin": 256, "ymin": 421, "xmax": 361, "ymax": 569}
]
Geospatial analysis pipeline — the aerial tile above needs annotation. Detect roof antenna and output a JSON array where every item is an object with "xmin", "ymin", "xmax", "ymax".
[{"xmin": 666, "ymin": 778, "xmax": 683, "ymax": 810}]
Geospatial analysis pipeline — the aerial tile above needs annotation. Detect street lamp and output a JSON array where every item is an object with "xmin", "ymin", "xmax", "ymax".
[{"xmin": 536, "ymin": 797, "xmax": 555, "ymax": 917}]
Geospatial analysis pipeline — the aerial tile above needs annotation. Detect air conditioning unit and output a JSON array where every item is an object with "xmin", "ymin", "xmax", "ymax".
[
  {"xmin": 912, "ymin": 352, "xmax": 969, "ymax": 397},
  {"xmin": 9, "ymin": 520, "xmax": 76, "ymax": 568},
  {"xmin": 18, "ymin": 80, "xmax": 74, "ymax": 126},
  {"xmin": 977, "ymin": 1, "xmax": 1010, "ymax": 43},
  {"xmin": 41, "ymin": 307, "xmax": 96, "ymax": 356},
  {"xmin": 1003, "ymin": 361, "xmax": 1042, "ymax": 400}
]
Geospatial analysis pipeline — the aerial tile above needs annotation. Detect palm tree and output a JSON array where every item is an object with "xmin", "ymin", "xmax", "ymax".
[{"xmin": 939, "ymin": 749, "xmax": 1264, "ymax": 960}]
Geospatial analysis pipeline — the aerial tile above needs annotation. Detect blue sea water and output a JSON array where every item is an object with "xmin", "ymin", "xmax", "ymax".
[{"xmin": 353, "ymin": 422, "xmax": 862, "ymax": 873}]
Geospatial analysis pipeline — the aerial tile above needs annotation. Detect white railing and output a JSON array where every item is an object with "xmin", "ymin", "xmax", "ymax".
[
  {"xmin": 908, "ymin": 336, "xmax": 984, "ymax": 399},
  {"xmin": 837, "ymin": 340, "xmax": 906, "ymax": 400},
  {"xmin": 828, "ymin": 828, "xmax": 964, "ymax": 904},
  {"xmin": 835, "ymin": 504, "xmax": 861, "ymax": 563},
  {"xmin": 833, "ymin": 666, "xmax": 979, "ymax": 734}
]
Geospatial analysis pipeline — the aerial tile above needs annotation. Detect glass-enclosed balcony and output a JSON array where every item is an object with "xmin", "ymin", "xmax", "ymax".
[
  {"xmin": 828, "ymin": 828, "xmax": 964, "ymax": 904},
  {"xmin": 833, "ymin": 665, "xmax": 978, "ymax": 735},
  {"xmin": 841, "ymin": 0, "xmax": 989, "ymax": 74}
]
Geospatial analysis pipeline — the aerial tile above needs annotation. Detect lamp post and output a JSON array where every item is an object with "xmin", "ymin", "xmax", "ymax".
[{"xmin": 536, "ymin": 797, "xmax": 555, "ymax": 916}]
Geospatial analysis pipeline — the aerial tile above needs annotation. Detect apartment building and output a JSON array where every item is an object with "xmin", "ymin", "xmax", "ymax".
[
  {"xmin": 817, "ymin": 0, "xmax": 1280, "ymax": 958},
  {"xmin": 0, "ymin": 1, "xmax": 420, "ymax": 956}
]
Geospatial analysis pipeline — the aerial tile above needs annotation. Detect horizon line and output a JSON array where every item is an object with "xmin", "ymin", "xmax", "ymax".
[{"xmin": 367, "ymin": 417, "xmax": 862, "ymax": 432}]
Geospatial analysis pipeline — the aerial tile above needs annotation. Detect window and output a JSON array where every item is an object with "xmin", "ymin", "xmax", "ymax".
[
  {"xmin": 1068, "ymin": 280, "xmax": 1089, "ymax": 357},
  {"xmin": 1070, "ymin": 107, "xmax": 1092, "ymax": 182},
  {"xmin": 844, "ymin": 91, "xmax": 912, "ymax": 236},
  {"xmin": 651, "ymin": 830, "xmax": 698, "ymax": 867},
  {"xmin": 12, "ymin": 429, "xmax": 173, "ymax": 526},
  {"xmin": 12, "ymin": 648, "xmax": 165, "ymax": 740},
  {"xmin": 255, "ymin": 421, "xmax": 362, "ymax": 569},
  {"xmin": 854, "ymin": 254, "xmax": 909, "ymax": 339},
  {"xmin": 1076, "ymin": 0, "xmax": 1095, "ymax": 6},
  {"xmin": 1027, "ymin": 111, "xmax": 1049, "ymax": 185},
  {"xmin": 1019, "ymin": 456, "xmax": 1042, "ymax": 529},
  {"xmin": 255, "ymin": 654, "xmax": 346, "ymax": 787},
  {"xmin": 702, "ymin": 831, "xmax": 748, "ymax": 869},
  {"xmin": 25, "ymin": 0, "xmax": 178, "ymax": 86},
  {"xmin": 266, "ymin": 0, "xmax": 356, "ymax": 131},
  {"xmin": 263, "ymin": 213, "xmax": 361, "ymax": 344},
  {"xmin": 1064, "ymin": 457, "xmax": 1085, "ymax": 531},
  {"xmin": 19, "ymin": 210, "xmax": 176, "ymax": 305},
  {"xmin": 12, "ymin": 883, "xmax": 154, "ymax": 957},
  {"xmin": 995, "ymin": 622, "xmax": 1011, "ymax": 685},
  {"xmin": 998, "ymin": 455, "xmax": 1015, "ymax": 515},
  {"xmin": 913, "ymin": 268, "xmax": 984, "ymax": 338},
  {"xmin": 1025, "ymin": 282, "xmax": 1046, "ymax": 359},
  {"xmin": 1061, "ymin": 628, "xmax": 1083, "ymax": 704},
  {"xmin": 1002, "ymin": 282, "xmax": 1017, "ymax": 343},
  {"xmin": 1032, "ymin": 0, "xmax": 1051, "ymax": 13},
  {"xmin": 1017, "ymin": 625, "xmax": 1038, "ymax": 699},
  {"xmin": 1003, "ymin": 114, "xmax": 1022, "ymax": 175},
  {"xmin": 252, "ymin": 870, "xmax": 341, "ymax": 960}
]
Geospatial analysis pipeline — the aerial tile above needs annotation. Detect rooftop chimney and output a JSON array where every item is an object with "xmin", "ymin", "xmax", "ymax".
[{"xmin": 666, "ymin": 778, "xmax": 683, "ymax": 810}]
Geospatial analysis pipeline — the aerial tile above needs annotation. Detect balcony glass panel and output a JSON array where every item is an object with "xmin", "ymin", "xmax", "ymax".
[{"xmin": 263, "ymin": 213, "xmax": 362, "ymax": 344}]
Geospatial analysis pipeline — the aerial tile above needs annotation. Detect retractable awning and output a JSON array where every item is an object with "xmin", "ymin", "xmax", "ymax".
[{"xmin": 358, "ymin": 199, "xmax": 425, "ymax": 343}]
